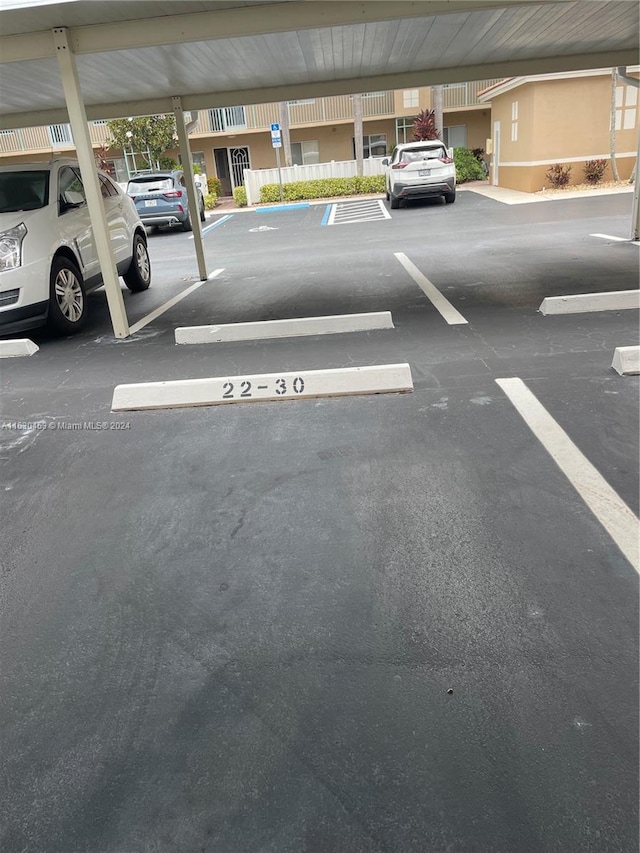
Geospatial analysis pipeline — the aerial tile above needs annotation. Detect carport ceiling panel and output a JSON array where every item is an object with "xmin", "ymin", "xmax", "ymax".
[
  {"xmin": 0, "ymin": 0, "xmax": 278, "ymax": 37},
  {"xmin": 0, "ymin": 1, "xmax": 638, "ymax": 124}
]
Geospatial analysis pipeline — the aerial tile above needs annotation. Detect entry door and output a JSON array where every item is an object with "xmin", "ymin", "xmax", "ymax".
[
  {"xmin": 492, "ymin": 121, "xmax": 500, "ymax": 186},
  {"xmin": 228, "ymin": 147, "xmax": 250, "ymax": 190},
  {"xmin": 213, "ymin": 148, "xmax": 232, "ymax": 196}
]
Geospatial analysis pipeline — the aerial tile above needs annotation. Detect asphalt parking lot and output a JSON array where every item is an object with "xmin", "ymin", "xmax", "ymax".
[{"xmin": 1, "ymin": 189, "xmax": 639, "ymax": 853}]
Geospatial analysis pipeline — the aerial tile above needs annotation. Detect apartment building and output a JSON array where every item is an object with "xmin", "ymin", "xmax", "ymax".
[
  {"xmin": 0, "ymin": 82, "xmax": 497, "ymax": 194},
  {"xmin": 479, "ymin": 68, "xmax": 639, "ymax": 192},
  {"xmin": 2, "ymin": 72, "xmax": 635, "ymax": 195}
]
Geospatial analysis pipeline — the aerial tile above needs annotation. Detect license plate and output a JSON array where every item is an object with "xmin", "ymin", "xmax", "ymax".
[
  {"xmin": 418, "ymin": 169, "xmax": 431, "ymax": 177},
  {"xmin": 144, "ymin": 199, "xmax": 158, "ymax": 207}
]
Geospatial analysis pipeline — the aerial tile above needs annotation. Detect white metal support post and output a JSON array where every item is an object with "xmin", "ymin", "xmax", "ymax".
[
  {"xmin": 52, "ymin": 27, "xmax": 130, "ymax": 338},
  {"xmin": 172, "ymin": 97, "xmax": 208, "ymax": 281},
  {"xmin": 631, "ymin": 121, "xmax": 640, "ymax": 241}
]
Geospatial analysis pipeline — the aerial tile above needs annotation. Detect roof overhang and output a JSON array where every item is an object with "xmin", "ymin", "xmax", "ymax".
[{"xmin": 0, "ymin": 0, "xmax": 638, "ymax": 130}]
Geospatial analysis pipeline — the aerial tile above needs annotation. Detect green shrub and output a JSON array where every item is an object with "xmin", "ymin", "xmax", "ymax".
[
  {"xmin": 208, "ymin": 176, "xmax": 222, "ymax": 196},
  {"xmin": 258, "ymin": 175, "xmax": 386, "ymax": 204},
  {"xmin": 233, "ymin": 185, "xmax": 247, "ymax": 207},
  {"xmin": 583, "ymin": 159, "xmax": 607, "ymax": 185},
  {"xmin": 453, "ymin": 148, "xmax": 486, "ymax": 183},
  {"xmin": 204, "ymin": 192, "xmax": 217, "ymax": 210},
  {"xmin": 545, "ymin": 163, "xmax": 571, "ymax": 188}
]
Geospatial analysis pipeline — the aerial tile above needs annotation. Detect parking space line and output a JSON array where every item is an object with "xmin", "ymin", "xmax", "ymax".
[
  {"xmin": 327, "ymin": 203, "xmax": 337, "ymax": 226},
  {"xmin": 591, "ymin": 233, "xmax": 640, "ymax": 245},
  {"xmin": 188, "ymin": 214, "xmax": 233, "ymax": 239},
  {"xmin": 378, "ymin": 199, "xmax": 392, "ymax": 219},
  {"xmin": 496, "ymin": 377, "xmax": 639, "ymax": 573},
  {"xmin": 394, "ymin": 252, "xmax": 468, "ymax": 325},
  {"xmin": 175, "ymin": 311, "xmax": 394, "ymax": 344},
  {"xmin": 128, "ymin": 268, "xmax": 224, "ymax": 335},
  {"xmin": 320, "ymin": 204, "xmax": 332, "ymax": 226}
]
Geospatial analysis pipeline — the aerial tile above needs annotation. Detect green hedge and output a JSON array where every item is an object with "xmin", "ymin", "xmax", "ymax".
[
  {"xmin": 453, "ymin": 148, "xmax": 486, "ymax": 183},
  {"xmin": 204, "ymin": 192, "xmax": 217, "ymax": 210},
  {"xmin": 233, "ymin": 185, "xmax": 247, "ymax": 207},
  {"xmin": 258, "ymin": 175, "xmax": 385, "ymax": 204}
]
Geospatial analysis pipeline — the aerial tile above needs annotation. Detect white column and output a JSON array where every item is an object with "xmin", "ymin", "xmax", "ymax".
[
  {"xmin": 173, "ymin": 97, "xmax": 208, "ymax": 281},
  {"xmin": 52, "ymin": 27, "xmax": 129, "ymax": 338},
  {"xmin": 631, "ymin": 120, "xmax": 640, "ymax": 241}
]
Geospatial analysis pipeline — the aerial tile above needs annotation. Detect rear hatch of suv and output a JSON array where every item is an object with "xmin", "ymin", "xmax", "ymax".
[
  {"xmin": 393, "ymin": 145, "xmax": 453, "ymax": 184},
  {"xmin": 126, "ymin": 175, "xmax": 184, "ymax": 219}
]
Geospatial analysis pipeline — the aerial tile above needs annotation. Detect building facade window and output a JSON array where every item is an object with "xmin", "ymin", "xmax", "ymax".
[
  {"xmin": 291, "ymin": 140, "xmax": 320, "ymax": 165},
  {"xmin": 395, "ymin": 118, "xmax": 414, "ymax": 145},
  {"xmin": 353, "ymin": 133, "xmax": 387, "ymax": 158},
  {"xmin": 403, "ymin": 89, "xmax": 419, "ymax": 108},
  {"xmin": 511, "ymin": 101, "xmax": 518, "ymax": 142},
  {"xmin": 442, "ymin": 125, "xmax": 467, "ymax": 148},
  {"xmin": 615, "ymin": 85, "xmax": 638, "ymax": 130}
]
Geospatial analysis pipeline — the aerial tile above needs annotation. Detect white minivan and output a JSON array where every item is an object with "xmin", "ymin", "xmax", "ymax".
[{"xmin": 0, "ymin": 159, "xmax": 151, "ymax": 335}]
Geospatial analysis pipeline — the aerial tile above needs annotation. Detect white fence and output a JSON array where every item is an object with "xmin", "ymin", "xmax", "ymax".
[{"xmin": 243, "ymin": 157, "xmax": 387, "ymax": 205}]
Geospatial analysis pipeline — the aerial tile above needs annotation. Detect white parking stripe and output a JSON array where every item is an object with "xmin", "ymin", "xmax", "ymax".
[
  {"xmin": 496, "ymin": 377, "xmax": 639, "ymax": 573},
  {"xmin": 377, "ymin": 199, "xmax": 392, "ymax": 219},
  {"xmin": 128, "ymin": 269, "xmax": 224, "ymax": 334},
  {"xmin": 591, "ymin": 233, "xmax": 640, "ymax": 245},
  {"xmin": 394, "ymin": 253, "xmax": 468, "ymax": 325},
  {"xmin": 327, "ymin": 203, "xmax": 337, "ymax": 225}
]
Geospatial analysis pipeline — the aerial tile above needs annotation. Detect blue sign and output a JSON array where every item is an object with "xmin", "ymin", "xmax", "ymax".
[{"xmin": 270, "ymin": 123, "xmax": 280, "ymax": 132}]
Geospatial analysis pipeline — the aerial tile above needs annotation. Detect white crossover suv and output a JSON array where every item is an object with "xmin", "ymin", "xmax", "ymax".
[
  {"xmin": 383, "ymin": 140, "xmax": 456, "ymax": 209},
  {"xmin": 0, "ymin": 159, "xmax": 151, "ymax": 335}
]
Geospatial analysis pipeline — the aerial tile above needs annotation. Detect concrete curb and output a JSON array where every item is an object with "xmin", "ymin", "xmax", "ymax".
[
  {"xmin": 539, "ymin": 290, "xmax": 640, "ymax": 315},
  {"xmin": 175, "ymin": 312, "xmax": 394, "ymax": 344},
  {"xmin": 0, "ymin": 338, "xmax": 39, "ymax": 358},
  {"xmin": 612, "ymin": 346, "xmax": 640, "ymax": 375},
  {"xmin": 112, "ymin": 363, "xmax": 413, "ymax": 411}
]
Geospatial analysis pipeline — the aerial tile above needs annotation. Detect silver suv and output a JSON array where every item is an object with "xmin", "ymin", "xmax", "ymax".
[{"xmin": 383, "ymin": 141, "xmax": 456, "ymax": 209}]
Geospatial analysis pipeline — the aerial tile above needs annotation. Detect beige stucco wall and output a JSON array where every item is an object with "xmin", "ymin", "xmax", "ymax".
[
  {"xmin": 444, "ymin": 108, "xmax": 492, "ymax": 152},
  {"xmin": 489, "ymin": 72, "xmax": 639, "ymax": 191}
]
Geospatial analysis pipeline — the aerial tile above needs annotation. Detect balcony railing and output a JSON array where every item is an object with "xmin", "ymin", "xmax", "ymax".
[
  {"xmin": 442, "ymin": 79, "xmax": 504, "ymax": 109},
  {"xmin": 0, "ymin": 121, "xmax": 109, "ymax": 154},
  {"xmin": 191, "ymin": 91, "xmax": 396, "ymax": 134},
  {"xmin": 0, "ymin": 84, "xmax": 503, "ymax": 155}
]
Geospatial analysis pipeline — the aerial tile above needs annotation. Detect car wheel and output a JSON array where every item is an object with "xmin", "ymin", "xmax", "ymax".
[
  {"xmin": 123, "ymin": 233, "xmax": 151, "ymax": 292},
  {"xmin": 385, "ymin": 188, "xmax": 390, "ymax": 201},
  {"xmin": 182, "ymin": 212, "xmax": 193, "ymax": 232},
  {"xmin": 444, "ymin": 189, "xmax": 456, "ymax": 204},
  {"xmin": 389, "ymin": 193, "xmax": 400, "ymax": 209},
  {"xmin": 47, "ymin": 255, "xmax": 87, "ymax": 335},
  {"xmin": 200, "ymin": 199, "xmax": 206, "ymax": 222}
]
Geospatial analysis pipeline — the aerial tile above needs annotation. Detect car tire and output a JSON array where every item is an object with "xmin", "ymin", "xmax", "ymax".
[
  {"xmin": 444, "ymin": 189, "xmax": 456, "ymax": 204},
  {"xmin": 47, "ymin": 255, "xmax": 87, "ymax": 335},
  {"xmin": 123, "ymin": 233, "xmax": 151, "ymax": 292},
  {"xmin": 182, "ymin": 212, "xmax": 193, "ymax": 232},
  {"xmin": 389, "ymin": 193, "xmax": 400, "ymax": 209},
  {"xmin": 385, "ymin": 188, "xmax": 390, "ymax": 201},
  {"xmin": 200, "ymin": 201, "xmax": 206, "ymax": 222}
]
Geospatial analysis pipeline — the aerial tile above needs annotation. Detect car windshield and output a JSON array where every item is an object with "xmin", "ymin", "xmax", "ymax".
[
  {"xmin": 402, "ymin": 147, "xmax": 446, "ymax": 162},
  {"xmin": 127, "ymin": 177, "xmax": 173, "ymax": 194},
  {"xmin": 0, "ymin": 170, "xmax": 49, "ymax": 213}
]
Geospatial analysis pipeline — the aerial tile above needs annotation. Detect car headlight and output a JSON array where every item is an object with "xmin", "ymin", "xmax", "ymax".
[{"xmin": 0, "ymin": 223, "xmax": 27, "ymax": 272}]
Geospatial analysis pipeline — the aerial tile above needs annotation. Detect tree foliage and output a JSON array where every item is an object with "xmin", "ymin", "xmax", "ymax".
[
  {"xmin": 412, "ymin": 109, "xmax": 441, "ymax": 141},
  {"xmin": 106, "ymin": 115, "xmax": 177, "ymax": 171}
]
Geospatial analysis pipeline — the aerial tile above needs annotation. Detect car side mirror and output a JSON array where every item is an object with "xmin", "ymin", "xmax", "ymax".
[
  {"xmin": 381, "ymin": 158, "xmax": 389, "ymax": 166},
  {"xmin": 59, "ymin": 190, "xmax": 85, "ymax": 213}
]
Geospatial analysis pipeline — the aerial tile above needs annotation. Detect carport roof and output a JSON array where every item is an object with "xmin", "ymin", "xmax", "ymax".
[{"xmin": 0, "ymin": 0, "xmax": 638, "ymax": 129}]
